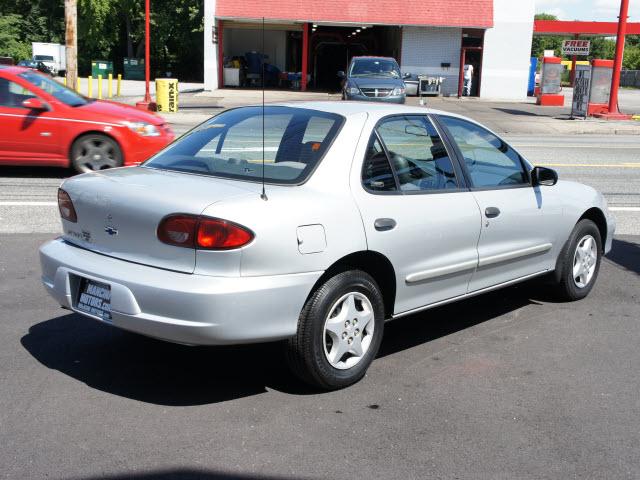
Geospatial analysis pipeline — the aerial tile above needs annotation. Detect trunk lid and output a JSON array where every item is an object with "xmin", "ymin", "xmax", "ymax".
[{"xmin": 60, "ymin": 167, "xmax": 258, "ymax": 273}]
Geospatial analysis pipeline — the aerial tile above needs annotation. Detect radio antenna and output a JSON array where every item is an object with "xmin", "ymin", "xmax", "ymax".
[{"xmin": 260, "ymin": 16, "xmax": 268, "ymax": 201}]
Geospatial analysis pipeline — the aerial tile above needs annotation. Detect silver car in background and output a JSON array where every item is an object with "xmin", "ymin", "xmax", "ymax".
[
  {"xmin": 40, "ymin": 102, "xmax": 615, "ymax": 390},
  {"xmin": 339, "ymin": 57, "xmax": 409, "ymax": 103}
]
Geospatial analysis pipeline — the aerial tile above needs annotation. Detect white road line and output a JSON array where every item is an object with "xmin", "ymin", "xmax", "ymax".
[
  {"xmin": 0, "ymin": 201, "xmax": 57, "ymax": 206},
  {"xmin": 610, "ymin": 207, "xmax": 640, "ymax": 212}
]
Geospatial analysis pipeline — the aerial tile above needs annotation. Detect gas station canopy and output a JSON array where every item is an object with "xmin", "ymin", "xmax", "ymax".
[{"xmin": 534, "ymin": 20, "xmax": 640, "ymax": 36}]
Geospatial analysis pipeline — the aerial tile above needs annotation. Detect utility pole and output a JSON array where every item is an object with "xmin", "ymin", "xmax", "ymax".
[
  {"xmin": 136, "ymin": 0, "xmax": 154, "ymax": 110},
  {"xmin": 64, "ymin": 0, "xmax": 78, "ymax": 90}
]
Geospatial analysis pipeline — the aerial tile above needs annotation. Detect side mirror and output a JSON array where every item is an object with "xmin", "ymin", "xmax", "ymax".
[
  {"xmin": 402, "ymin": 72, "xmax": 411, "ymax": 79},
  {"xmin": 532, "ymin": 166, "xmax": 558, "ymax": 186},
  {"xmin": 22, "ymin": 98, "xmax": 48, "ymax": 111},
  {"xmin": 337, "ymin": 71, "xmax": 345, "ymax": 78}
]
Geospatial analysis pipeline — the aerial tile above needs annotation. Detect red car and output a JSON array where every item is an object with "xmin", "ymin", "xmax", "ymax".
[{"xmin": 0, "ymin": 65, "xmax": 174, "ymax": 172}]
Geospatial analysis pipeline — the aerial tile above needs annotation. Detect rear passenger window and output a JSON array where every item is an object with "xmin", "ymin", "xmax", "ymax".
[
  {"xmin": 362, "ymin": 136, "xmax": 397, "ymax": 192},
  {"xmin": 376, "ymin": 115, "xmax": 458, "ymax": 192}
]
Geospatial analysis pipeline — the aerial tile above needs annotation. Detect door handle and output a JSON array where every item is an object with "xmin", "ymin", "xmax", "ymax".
[
  {"xmin": 485, "ymin": 207, "xmax": 501, "ymax": 218},
  {"xmin": 374, "ymin": 218, "xmax": 396, "ymax": 231}
]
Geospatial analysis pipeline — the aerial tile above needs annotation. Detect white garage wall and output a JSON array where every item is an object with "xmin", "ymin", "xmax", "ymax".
[
  {"xmin": 480, "ymin": 0, "xmax": 534, "ymax": 100},
  {"xmin": 203, "ymin": 0, "xmax": 217, "ymax": 90},
  {"xmin": 400, "ymin": 26, "xmax": 462, "ymax": 96},
  {"xmin": 224, "ymin": 29, "xmax": 287, "ymax": 72}
]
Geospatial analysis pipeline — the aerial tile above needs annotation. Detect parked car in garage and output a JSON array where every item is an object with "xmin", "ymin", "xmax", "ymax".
[
  {"xmin": 40, "ymin": 102, "xmax": 614, "ymax": 390},
  {"xmin": 0, "ymin": 65, "xmax": 174, "ymax": 172},
  {"xmin": 339, "ymin": 56, "xmax": 410, "ymax": 103}
]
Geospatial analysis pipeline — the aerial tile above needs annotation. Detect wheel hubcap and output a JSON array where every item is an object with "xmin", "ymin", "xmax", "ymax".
[
  {"xmin": 75, "ymin": 138, "xmax": 118, "ymax": 172},
  {"xmin": 323, "ymin": 292, "xmax": 374, "ymax": 370},
  {"xmin": 572, "ymin": 234, "xmax": 597, "ymax": 289}
]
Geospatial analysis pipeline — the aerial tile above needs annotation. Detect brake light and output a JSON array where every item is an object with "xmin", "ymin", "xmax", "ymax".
[
  {"xmin": 57, "ymin": 188, "xmax": 77, "ymax": 223},
  {"xmin": 157, "ymin": 215, "xmax": 198, "ymax": 248},
  {"xmin": 197, "ymin": 218, "xmax": 254, "ymax": 249},
  {"xmin": 157, "ymin": 215, "xmax": 253, "ymax": 250}
]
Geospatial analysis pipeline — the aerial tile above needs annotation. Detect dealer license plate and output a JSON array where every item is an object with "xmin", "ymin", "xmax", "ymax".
[{"xmin": 75, "ymin": 278, "xmax": 112, "ymax": 321}]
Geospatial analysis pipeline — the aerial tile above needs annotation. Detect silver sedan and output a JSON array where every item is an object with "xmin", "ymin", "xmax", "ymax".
[{"xmin": 40, "ymin": 102, "xmax": 615, "ymax": 390}]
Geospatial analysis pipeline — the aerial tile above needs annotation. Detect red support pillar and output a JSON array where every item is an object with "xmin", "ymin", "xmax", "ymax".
[
  {"xmin": 595, "ymin": 0, "xmax": 632, "ymax": 120},
  {"xmin": 217, "ymin": 21, "xmax": 224, "ymax": 89},
  {"xmin": 301, "ymin": 23, "xmax": 309, "ymax": 92}
]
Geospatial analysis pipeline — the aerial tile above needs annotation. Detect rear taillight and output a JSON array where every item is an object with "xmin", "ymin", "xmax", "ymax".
[
  {"xmin": 157, "ymin": 214, "xmax": 198, "ymax": 248},
  {"xmin": 158, "ymin": 214, "xmax": 253, "ymax": 250},
  {"xmin": 197, "ymin": 218, "xmax": 254, "ymax": 249},
  {"xmin": 57, "ymin": 188, "xmax": 77, "ymax": 223}
]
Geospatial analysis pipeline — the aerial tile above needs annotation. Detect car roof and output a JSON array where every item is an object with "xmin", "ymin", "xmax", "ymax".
[
  {"xmin": 267, "ymin": 101, "xmax": 466, "ymax": 122},
  {"xmin": 0, "ymin": 65, "xmax": 30, "ymax": 75}
]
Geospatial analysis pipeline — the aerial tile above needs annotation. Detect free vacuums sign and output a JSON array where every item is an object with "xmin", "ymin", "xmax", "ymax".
[{"xmin": 562, "ymin": 40, "xmax": 591, "ymax": 56}]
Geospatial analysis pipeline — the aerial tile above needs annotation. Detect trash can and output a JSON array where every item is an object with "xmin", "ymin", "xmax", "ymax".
[
  {"xmin": 91, "ymin": 60, "xmax": 113, "ymax": 77},
  {"xmin": 123, "ymin": 57, "xmax": 145, "ymax": 80},
  {"xmin": 155, "ymin": 78, "xmax": 178, "ymax": 112}
]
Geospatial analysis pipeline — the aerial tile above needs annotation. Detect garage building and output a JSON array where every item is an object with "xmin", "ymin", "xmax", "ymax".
[{"xmin": 203, "ymin": 0, "xmax": 534, "ymax": 100}]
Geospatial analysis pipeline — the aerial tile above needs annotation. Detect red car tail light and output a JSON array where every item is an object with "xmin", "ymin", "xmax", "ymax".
[
  {"xmin": 157, "ymin": 214, "xmax": 198, "ymax": 248},
  {"xmin": 197, "ymin": 218, "xmax": 254, "ymax": 250},
  {"xmin": 58, "ymin": 188, "xmax": 77, "ymax": 223},
  {"xmin": 158, "ymin": 215, "xmax": 253, "ymax": 250}
]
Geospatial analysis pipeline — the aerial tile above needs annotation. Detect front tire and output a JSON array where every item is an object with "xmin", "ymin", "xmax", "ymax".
[
  {"xmin": 553, "ymin": 219, "xmax": 602, "ymax": 301},
  {"xmin": 286, "ymin": 270, "xmax": 385, "ymax": 390},
  {"xmin": 70, "ymin": 134, "xmax": 123, "ymax": 174}
]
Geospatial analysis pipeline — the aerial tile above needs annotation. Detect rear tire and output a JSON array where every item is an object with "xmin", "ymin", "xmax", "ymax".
[
  {"xmin": 70, "ymin": 134, "xmax": 123, "ymax": 174},
  {"xmin": 286, "ymin": 270, "xmax": 385, "ymax": 390},
  {"xmin": 552, "ymin": 219, "xmax": 602, "ymax": 301}
]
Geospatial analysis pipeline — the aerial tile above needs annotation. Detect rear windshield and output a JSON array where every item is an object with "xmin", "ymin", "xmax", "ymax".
[{"xmin": 144, "ymin": 106, "xmax": 344, "ymax": 184}]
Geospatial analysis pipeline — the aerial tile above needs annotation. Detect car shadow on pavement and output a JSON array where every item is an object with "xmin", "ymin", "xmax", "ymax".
[
  {"xmin": 21, "ymin": 282, "xmax": 546, "ymax": 406},
  {"xmin": 606, "ymin": 238, "xmax": 640, "ymax": 275},
  {"xmin": 70, "ymin": 468, "xmax": 305, "ymax": 480},
  {"xmin": 378, "ymin": 284, "xmax": 536, "ymax": 358}
]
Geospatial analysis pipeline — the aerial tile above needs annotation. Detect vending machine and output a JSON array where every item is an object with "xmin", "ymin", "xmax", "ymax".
[{"xmin": 537, "ymin": 56, "xmax": 564, "ymax": 106}]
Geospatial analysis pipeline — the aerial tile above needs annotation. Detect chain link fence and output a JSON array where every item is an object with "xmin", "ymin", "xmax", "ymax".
[{"xmin": 620, "ymin": 70, "xmax": 640, "ymax": 88}]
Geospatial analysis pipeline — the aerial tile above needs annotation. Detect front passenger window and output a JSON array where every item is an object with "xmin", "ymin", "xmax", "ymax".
[{"xmin": 439, "ymin": 116, "xmax": 528, "ymax": 188}]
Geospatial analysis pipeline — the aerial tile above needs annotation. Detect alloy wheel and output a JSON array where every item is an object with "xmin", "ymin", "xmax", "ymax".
[
  {"xmin": 323, "ymin": 292, "xmax": 375, "ymax": 370},
  {"xmin": 572, "ymin": 234, "xmax": 598, "ymax": 288}
]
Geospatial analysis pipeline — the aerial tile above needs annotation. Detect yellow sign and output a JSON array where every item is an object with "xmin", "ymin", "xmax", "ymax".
[{"xmin": 156, "ymin": 78, "xmax": 178, "ymax": 113}]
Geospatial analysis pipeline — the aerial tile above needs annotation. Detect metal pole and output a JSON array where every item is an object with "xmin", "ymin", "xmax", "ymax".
[
  {"xmin": 608, "ymin": 0, "xmax": 629, "ymax": 115},
  {"xmin": 144, "ymin": 0, "xmax": 151, "ymax": 103},
  {"xmin": 570, "ymin": 34, "xmax": 578, "ymax": 87}
]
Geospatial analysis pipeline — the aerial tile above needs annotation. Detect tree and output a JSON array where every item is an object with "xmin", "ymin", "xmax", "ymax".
[
  {"xmin": 531, "ymin": 13, "xmax": 564, "ymax": 58},
  {"xmin": 0, "ymin": 14, "xmax": 31, "ymax": 61}
]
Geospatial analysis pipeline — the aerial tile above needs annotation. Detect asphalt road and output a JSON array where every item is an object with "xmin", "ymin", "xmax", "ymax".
[{"xmin": 1, "ymin": 233, "xmax": 639, "ymax": 479}]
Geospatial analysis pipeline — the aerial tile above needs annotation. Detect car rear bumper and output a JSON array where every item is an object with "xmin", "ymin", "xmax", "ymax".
[{"xmin": 40, "ymin": 238, "xmax": 321, "ymax": 345}]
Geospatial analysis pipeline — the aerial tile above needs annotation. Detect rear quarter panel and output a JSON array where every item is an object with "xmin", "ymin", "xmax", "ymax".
[{"xmin": 199, "ymin": 112, "xmax": 370, "ymax": 277}]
